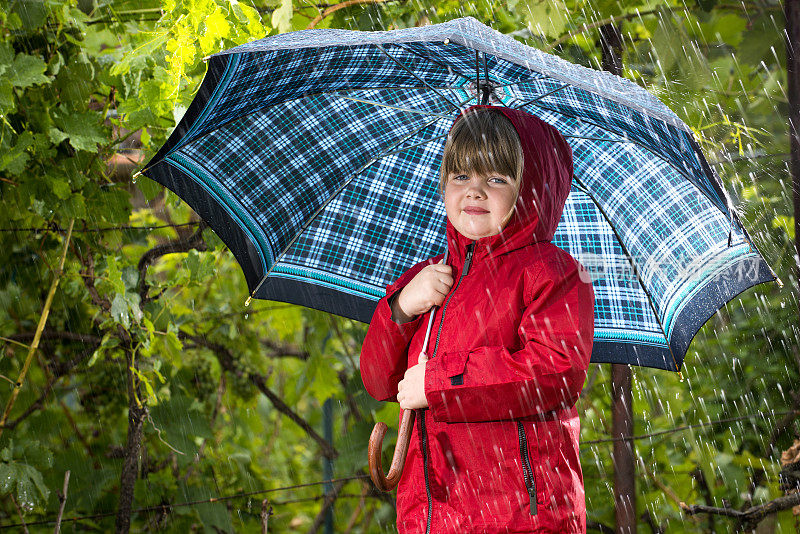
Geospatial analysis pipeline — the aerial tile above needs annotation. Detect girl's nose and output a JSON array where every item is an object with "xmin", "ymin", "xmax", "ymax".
[{"xmin": 466, "ymin": 181, "xmax": 486, "ymax": 198}]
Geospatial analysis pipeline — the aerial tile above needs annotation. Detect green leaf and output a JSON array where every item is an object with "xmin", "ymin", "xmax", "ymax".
[
  {"xmin": 47, "ymin": 127, "xmax": 69, "ymax": 146},
  {"xmin": 7, "ymin": 54, "xmax": 50, "ymax": 88},
  {"xmin": 0, "ymin": 42, "xmax": 13, "ymax": 77},
  {"xmin": 132, "ymin": 366, "xmax": 157, "ymax": 401},
  {"xmin": 198, "ymin": 8, "xmax": 231, "ymax": 53},
  {"xmin": 150, "ymin": 395, "xmax": 212, "ymax": 461},
  {"xmin": 179, "ymin": 482, "xmax": 234, "ymax": 534},
  {"xmin": 122, "ymin": 266, "xmax": 139, "ymax": 291},
  {"xmin": 0, "ymin": 78, "xmax": 14, "ymax": 113},
  {"xmin": 650, "ymin": 16, "xmax": 683, "ymax": 74},
  {"xmin": 136, "ymin": 175, "xmax": 163, "ymax": 202},
  {"xmin": 15, "ymin": 473, "xmax": 37, "ymax": 510},
  {"xmin": 89, "ymin": 186, "xmax": 132, "ymax": 225},
  {"xmin": 0, "ymin": 462, "xmax": 14, "ymax": 493},
  {"xmin": 0, "ymin": 457, "xmax": 50, "ymax": 510},
  {"xmin": 110, "ymin": 30, "xmax": 169, "ymax": 77},
  {"xmin": 735, "ymin": 15, "xmax": 784, "ymax": 67},
  {"xmin": 308, "ymin": 355, "xmax": 341, "ymax": 401},
  {"xmin": 0, "ymin": 132, "xmax": 33, "ymax": 175},
  {"xmin": 105, "ymin": 256, "xmax": 126, "ymax": 294},
  {"xmin": 711, "ymin": 13, "xmax": 746, "ymax": 47},
  {"xmin": 185, "ymin": 249, "xmax": 215, "ymax": 282},
  {"xmin": 21, "ymin": 442, "xmax": 54, "ymax": 470},
  {"xmin": 12, "ymin": 0, "xmax": 48, "ymax": 30},
  {"xmin": 772, "ymin": 215, "xmax": 795, "ymax": 240},
  {"xmin": 60, "ymin": 193, "xmax": 87, "ymax": 219},
  {"xmin": 695, "ymin": 0, "xmax": 716, "ymax": 12},
  {"xmin": 54, "ymin": 58, "xmax": 95, "ymax": 105},
  {"xmin": 164, "ymin": 329, "xmax": 183, "ymax": 359},
  {"xmin": 127, "ymin": 292, "xmax": 143, "ymax": 324},
  {"xmin": 272, "ymin": 0, "xmax": 293, "ymax": 34},
  {"xmin": 109, "ymin": 291, "xmax": 141, "ymax": 329},
  {"xmin": 51, "ymin": 178, "xmax": 71, "ymax": 200},
  {"xmin": 52, "ymin": 107, "xmax": 106, "ymax": 153},
  {"xmin": 524, "ymin": 0, "xmax": 569, "ymax": 40},
  {"xmin": 111, "ymin": 293, "xmax": 131, "ymax": 328},
  {"xmin": 20, "ymin": 464, "xmax": 49, "ymax": 501}
]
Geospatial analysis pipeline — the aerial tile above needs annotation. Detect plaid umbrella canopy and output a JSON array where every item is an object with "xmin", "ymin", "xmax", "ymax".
[{"xmin": 141, "ymin": 17, "xmax": 777, "ymax": 372}]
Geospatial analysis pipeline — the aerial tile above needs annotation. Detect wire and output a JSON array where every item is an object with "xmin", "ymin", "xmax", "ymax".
[
  {"xmin": 0, "ymin": 222, "xmax": 200, "ymax": 234},
  {"xmin": 1, "ymin": 410, "xmax": 794, "ymax": 528},
  {"xmin": 580, "ymin": 409, "xmax": 796, "ymax": 447},
  {"xmin": 0, "ymin": 474, "xmax": 372, "ymax": 529}
]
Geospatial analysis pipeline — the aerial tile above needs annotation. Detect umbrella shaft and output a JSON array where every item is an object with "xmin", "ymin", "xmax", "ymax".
[{"xmin": 419, "ymin": 249, "xmax": 449, "ymax": 356}]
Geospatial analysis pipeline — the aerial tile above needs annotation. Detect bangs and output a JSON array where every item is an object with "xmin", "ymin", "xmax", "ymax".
[{"xmin": 439, "ymin": 109, "xmax": 523, "ymax": 193}]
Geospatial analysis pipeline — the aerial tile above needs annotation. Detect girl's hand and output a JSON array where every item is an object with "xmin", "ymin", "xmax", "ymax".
[
  {"xmin": 397, "ymin": 352, "xmax": 429, "ymax": 410},
  {"xmin": 391, "ymin": 261, "xmax": 453, "ymax": 322}
]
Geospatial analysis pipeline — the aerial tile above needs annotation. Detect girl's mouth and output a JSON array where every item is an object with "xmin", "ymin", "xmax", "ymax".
[{"xmin": 464, "ymin": 207, "xmax": 490, "ymax": 214}]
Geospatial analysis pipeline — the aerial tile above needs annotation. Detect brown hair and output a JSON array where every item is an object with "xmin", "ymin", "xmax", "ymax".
[{"xmin": 438, "ymin": 108, "xmax": 524, "ymax": 195}]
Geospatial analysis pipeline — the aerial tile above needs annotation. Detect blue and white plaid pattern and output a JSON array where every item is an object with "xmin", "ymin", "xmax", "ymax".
[{"xmin": 147, "ymin": 17, "xmax": 772, "ymax": 369}]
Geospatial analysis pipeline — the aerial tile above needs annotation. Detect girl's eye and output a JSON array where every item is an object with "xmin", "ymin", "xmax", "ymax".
[
  {"xmin": 489, "ymin": 176, "xmax": 508, "ymax": 184},
  {"xmin": 453, "ymin": 174, "xmax": 469, "ymax": 181}
]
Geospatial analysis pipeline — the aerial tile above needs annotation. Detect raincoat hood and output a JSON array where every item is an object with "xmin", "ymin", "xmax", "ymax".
[{"xmin": 444, "ymin": 105, "xmax": 573, "ymax": 264}]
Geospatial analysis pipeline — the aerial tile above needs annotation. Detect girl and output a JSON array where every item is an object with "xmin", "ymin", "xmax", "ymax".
[{"xmin": 360, "ymin": 105, "xmax": 595, "ymax": 533}]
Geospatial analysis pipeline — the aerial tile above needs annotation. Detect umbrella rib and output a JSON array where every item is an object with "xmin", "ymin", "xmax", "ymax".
[
  {"xmin": 511, "ymin": 97, "xmax": 731, "ymax": 217},
  {"xmin": 571, "ymin": 176, "xmax": 681, "ymax": 371},
  {"xmin": 245, "ymin": 94, "xmax": 478, "ymax": 303},
  {"xmin": 390, "ymin": 43, "xmax": 531, "ymax": 93},
  {"xmin": 512, "ymin": 83, "xmax": 572, "ymax": 108},
  {"xmin": 141, "ymin": 86, "xmax": 466, "ymax": 176},
  {"xmin": 393, "ymin": 42, "xmax": 476, "ymax": 90},
  {"xmin": 375, "ymin": 44, "xmax": 463, "ymax": 112},
  {"xmin": 475, "ymin": 50, "xmax": 481, "ymax": 99},
  {"xmin": 563, "ymin": 134, "xmax": 633, "ymax": 143},
  {"xmin": 382, "ymin": 132, "xmax": 448, "ymax": 157},
  {"xmin": 479, "ymin": 50, "xmax": 492, "ymax": 105},
  {"xmin": 330, "ymin": 94, "xmax": 456, "ymax": 120},
  {"xmin": 393, "ymin": 43, "xmax": 467, "ymax": 77}
]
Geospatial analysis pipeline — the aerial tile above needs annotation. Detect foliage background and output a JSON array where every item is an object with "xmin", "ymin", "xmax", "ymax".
[{"xmin": 0, "ymin": 0, "xmax": 797, "ymax": 532}]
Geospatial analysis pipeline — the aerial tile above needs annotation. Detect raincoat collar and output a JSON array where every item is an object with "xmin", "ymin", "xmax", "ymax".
[{"xmin": 444, "ymin": 105, "xmax": 574, "ymax": 267}]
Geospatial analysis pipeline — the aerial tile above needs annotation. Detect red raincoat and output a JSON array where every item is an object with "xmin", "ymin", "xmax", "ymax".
[{"xmin": 360, "ymin": 106, "xmax": 595, "ymax": 533}]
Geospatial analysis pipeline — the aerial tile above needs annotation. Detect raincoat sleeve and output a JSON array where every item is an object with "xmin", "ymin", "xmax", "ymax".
[
  {"xmin": 424, "ymin": 256, "xmax": 594, "ymax": 422},
  {"xmin": 359, "ymin": 256, "xmax": 440, "ymax": 402}
]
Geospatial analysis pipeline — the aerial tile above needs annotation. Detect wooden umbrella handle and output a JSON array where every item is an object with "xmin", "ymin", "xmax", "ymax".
[
  {"xmin": 368, "ymin": 250, "xmax": 446, "ymax": 491},
  {"xmin": 368, "ymin": 408, "xmax": 416, "ymax": 491}
]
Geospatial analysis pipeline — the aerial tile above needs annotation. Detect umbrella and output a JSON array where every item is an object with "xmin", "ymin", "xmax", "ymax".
[{"xmin": 140, "ymin": 16, "xmax": 777, "ymax": 488}]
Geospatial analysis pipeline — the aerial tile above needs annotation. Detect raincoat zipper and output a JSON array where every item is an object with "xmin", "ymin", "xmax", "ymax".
[
  {"xmin": 420, "ymin": 242, "xmax": 475, "ymax": 534},
  {"xmin": 517, "ymin": 421, "xmax": 538, "ymax": 515}
]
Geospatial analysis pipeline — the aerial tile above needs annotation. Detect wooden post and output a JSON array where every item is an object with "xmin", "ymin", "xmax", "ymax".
[
  {"xmin": 323, "ymin": 398, "xmax": 334, "ymax": 534},
  {"xmin": 788, "ymin": 0, "xmax": 800, "ymax": 313},
  {"xmin": 599, "ymin": 23, "xmax": 637, "ymax": 534}
]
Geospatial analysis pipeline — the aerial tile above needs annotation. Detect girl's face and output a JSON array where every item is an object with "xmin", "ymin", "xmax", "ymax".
[{"xmin": 443, "ymin": 171, "xmax": 520, "ymax": 240}]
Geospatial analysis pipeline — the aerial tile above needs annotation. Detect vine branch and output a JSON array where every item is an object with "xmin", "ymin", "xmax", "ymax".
[
  {"xmin": 180, "ymin": 332, "xmax": 338, "ymax": 460},
  {"xmin": 681, "ymin": 492, "xmax": 800, "ymax": 530},
  {"xmin": 306, "ymin": 0, "xmax": 390, "ymax": 29},
  {"xmin": 0, "ymin": 219, "xmax": 74, "ymax": 441},
  {"xmin": 137, "ymin": 221, "xmax": 207, "ymax": 303}
]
